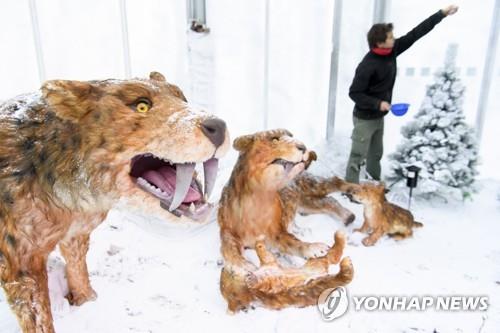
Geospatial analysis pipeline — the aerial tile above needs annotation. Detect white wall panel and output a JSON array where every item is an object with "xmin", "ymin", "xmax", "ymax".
[
  {"xmin": 126, "ymin": 0, "xmax": 189, "ymax": 88},
  {"xmin": 35, "ymin": 0, "xmax": 125, "ymax": 80},
  {"xmin": 0, "ymin": 1, "xmax": 40, "ymax": 99}
]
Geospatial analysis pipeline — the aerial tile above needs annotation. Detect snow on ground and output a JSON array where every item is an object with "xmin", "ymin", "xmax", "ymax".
[{"xmin": 1, "ymin": 138, "xmax": 499, "ymax": 333}]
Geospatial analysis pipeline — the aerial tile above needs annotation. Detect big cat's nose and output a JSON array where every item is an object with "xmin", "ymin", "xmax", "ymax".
[{"xmin": 201, "ymin": 118, "xmax": 227, "ymax": 148}]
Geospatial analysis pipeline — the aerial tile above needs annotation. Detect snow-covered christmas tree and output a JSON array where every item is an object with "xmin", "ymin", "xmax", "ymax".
[{"xmin": 388, "ymin": 44, "xmax": 478, "ymax": 200}]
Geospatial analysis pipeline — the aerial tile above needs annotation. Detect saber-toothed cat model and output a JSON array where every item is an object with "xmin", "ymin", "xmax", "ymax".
[
  {"xmin": 0, "ymin": 72, "xmax": 229, "ymax": 333},
  {"xmin": 217, "ymin": 129, "xmax": 354, "ymax": 312}
]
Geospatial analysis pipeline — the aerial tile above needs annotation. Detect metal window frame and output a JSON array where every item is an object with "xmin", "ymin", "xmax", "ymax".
[{"xmin": 187, "ymin": 0, "xmax": 209, "ymax": 33}]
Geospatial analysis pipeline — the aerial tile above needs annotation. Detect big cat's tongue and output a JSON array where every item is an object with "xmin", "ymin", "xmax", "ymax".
[
  {"xmin": 141, "ymin": 165, "xmax": 202, "ymax": 205},
  {"xmin": 130, "ymin": 154, "xmax": 219, "ymax": 217},
  {"xmin": 158, "ymin": 166, "xmax": 201, "ymax": 202}
]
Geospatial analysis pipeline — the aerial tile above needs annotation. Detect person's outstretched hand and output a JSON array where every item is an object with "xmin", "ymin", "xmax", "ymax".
[
  {"xmin": 442, "ymin": 5, "xmax": 459, "ymax": 16},
  {"xmin": 379, "ymin": 101, "xmax": 391, "ymax": 112}
]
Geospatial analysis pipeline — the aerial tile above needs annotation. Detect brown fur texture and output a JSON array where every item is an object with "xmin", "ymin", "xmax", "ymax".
[
  {"xmin": 0, "ymin": 72, "xmax": 229, "ymax": 333},
  {"xmin": 345, "ymin": 182, "xmax": 423, "ymax": 246},
  {"xmin": 218, "ymin": 129, "xmax": 354, "ymax": 312}
]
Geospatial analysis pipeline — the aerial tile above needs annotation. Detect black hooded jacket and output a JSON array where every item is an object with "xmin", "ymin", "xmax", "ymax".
[{"xmin": 349, "ymin": 10, "xmax": 446, "ymax": 120}]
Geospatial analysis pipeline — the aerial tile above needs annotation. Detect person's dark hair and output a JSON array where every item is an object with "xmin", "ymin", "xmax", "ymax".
[{"xmin": 367, "ymin": 23, "xmax": 393, "ymax": 49}]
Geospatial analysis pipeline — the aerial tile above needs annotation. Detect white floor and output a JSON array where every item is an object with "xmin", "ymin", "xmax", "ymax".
[{"xmin": 1, "ymin": 141, "xmax": 499, "ymax": 333}]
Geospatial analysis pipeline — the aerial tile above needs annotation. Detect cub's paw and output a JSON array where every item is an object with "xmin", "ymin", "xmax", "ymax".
[
  {"xmin": 353, "ymin": 227, "xmax": 367, "ymax": 234},
  {"xmin": 337, "ymin": 257, "xmax": 354, "ymax": 282},
  {"xmin": 302, "ymin": 242, "xmax": 330, "ymax": 259},
  {"xmin": 361, "ymin": 237, "xmax": 376, "ymax": 247}
]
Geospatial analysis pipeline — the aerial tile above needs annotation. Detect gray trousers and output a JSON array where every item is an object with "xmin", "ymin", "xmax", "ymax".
[{"xmin": 345, "ymin": 116, "xmax": 384, "ymax": 184}]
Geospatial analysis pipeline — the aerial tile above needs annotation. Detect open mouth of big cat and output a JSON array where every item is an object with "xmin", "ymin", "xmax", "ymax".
[
  {"xmin": 271, "ymin": 158, "xmax": 303, "ymax": 173},
  {"xmin": 129, "ymin": 153, "xmax": 218, "ymax": 221}
]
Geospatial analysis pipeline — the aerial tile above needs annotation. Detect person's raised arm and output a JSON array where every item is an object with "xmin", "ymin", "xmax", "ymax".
[{"xmin": 394, "ymin": 5, "xmax": 458, "ymax": 56}]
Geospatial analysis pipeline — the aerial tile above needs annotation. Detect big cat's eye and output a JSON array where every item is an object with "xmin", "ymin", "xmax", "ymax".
[{"xmin": 134, "ymin": 98, "xmax": 152, "ymax": 113}]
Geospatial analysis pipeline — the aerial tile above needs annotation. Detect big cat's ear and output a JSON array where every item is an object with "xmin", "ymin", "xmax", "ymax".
[
  {"xmin": 260, "ymin": 129, "xmax": 293, "ymax": 140},
  {"xmin": 41, "ymin": 80, "xmax": 103, "ymax": 121},
  {"xmin": 377, "ymin": 181, "xmax": 388, "ymax": 193},
  {"xmin": 149, "ymin": 71, "xmax": 166, "ymax": 82},
  {"xmin": 308, "ymin": 151, "xmax": 317, "ymax": 162},
  {"xmin": 304, "ymin": 151, "xmax": 317, "ymax": 170},
  {"xmin": 233, "ymin": 134, "xmax": 255, "ymax": 152}
]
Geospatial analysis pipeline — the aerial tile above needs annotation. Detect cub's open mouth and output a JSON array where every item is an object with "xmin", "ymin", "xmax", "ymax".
[
  {"xmin": 343, "ymin": 193, "xmax": 361, "ymax": 205},
  {"xmin": 129, "ymin": 153, "xmax": 218, "ymax": 221}
]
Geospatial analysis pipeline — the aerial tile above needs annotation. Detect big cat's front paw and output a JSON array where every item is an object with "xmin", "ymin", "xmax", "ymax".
[{"xmin": 66, "ymin": 288, "xmax": 97, "ymax": 306}]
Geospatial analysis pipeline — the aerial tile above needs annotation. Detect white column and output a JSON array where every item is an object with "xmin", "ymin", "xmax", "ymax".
[
  {"xmin": 476, "ymin": 0, "xmax": 500, "ymax": 145},
  {"xmin": 28, "ymin": 0, "xmax": 46, "ymax": 83},
  {"xmin": 326, "ymin": 0, "xmax": 342, "ymax": 141},
  {"xmin": 186, "ymin": 0, "xmax": 214, "ymax": 112},
  {"xmin": 119, "ymin": 0, "xmax": 132, "ymax": 78},
  {"xmin": 373, "ymin": 0, "xmax": 390, "ymax": 23},
  {"xmin": 263, "ymin": 0, "xmax": 270, "ymax": 129}
]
